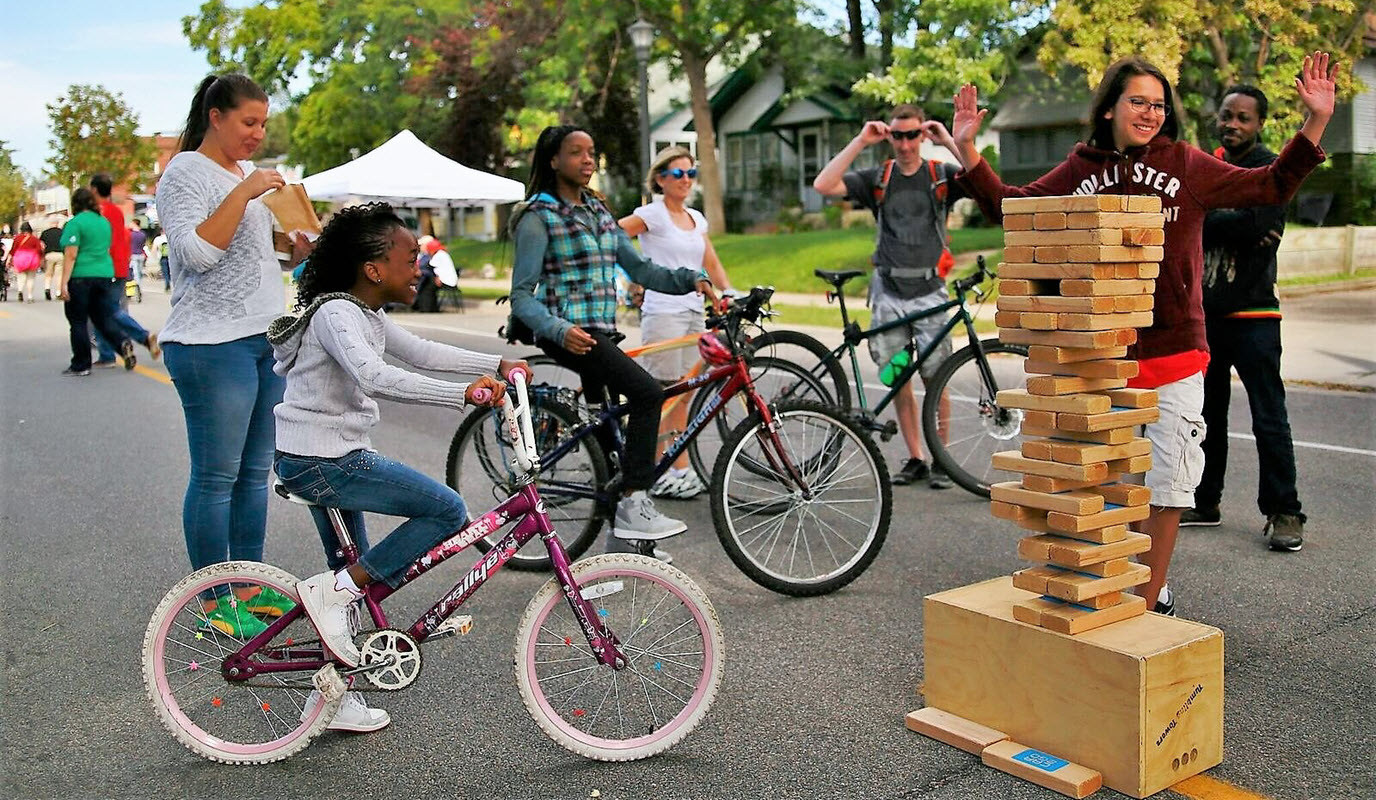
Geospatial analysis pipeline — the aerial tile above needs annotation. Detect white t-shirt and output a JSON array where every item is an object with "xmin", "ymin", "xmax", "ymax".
[
  {"xmin": 632, "ymin": 198, "xmax": 707, "ymax": 315},
  {"xmin": 430, "ymin": 249, "xmax": 458, "ymax": 286}
]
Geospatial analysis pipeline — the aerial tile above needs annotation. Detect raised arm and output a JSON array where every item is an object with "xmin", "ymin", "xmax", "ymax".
[
  {"xmin": 813, "ymin": 120, "xmax": 888, "ymax": 197},
  {"xmin": 1295, "ymin": 51, "xmax": 1339, "ymax": 147},
  {"xmin": 951, "ymin": 83, "xmax": 990, "ymax": 171}
]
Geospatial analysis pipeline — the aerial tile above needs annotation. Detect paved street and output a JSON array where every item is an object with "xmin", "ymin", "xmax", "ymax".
[{"xmin": 1, "ymin": 289, "xmax": 1372, "ymax": 800}]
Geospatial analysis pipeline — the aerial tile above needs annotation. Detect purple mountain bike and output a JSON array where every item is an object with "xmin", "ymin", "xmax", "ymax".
[{"xmin": 142, "ymin": 372, "xmax": 725, "ymax": 764}]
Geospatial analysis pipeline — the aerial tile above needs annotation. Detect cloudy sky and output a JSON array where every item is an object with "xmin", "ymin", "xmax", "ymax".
[{"xmin": 4, "ymin": 1, "xmax": 221, "ymax": 178}]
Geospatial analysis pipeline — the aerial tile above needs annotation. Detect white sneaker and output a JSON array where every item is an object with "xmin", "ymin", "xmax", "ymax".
[
  {"xmin": 611, "ymin": 491, "xmax": 687, "ymax": 540},
  {"xmin": 604, "ymin": 535, "xmax": 674, "ymax": 564},
  {"xmin": 297, "ymin": 571, "xmax": 362, "ymax": 666},
  {"xmin": 650, "ymin": 470, "xmax": 707, "ymax": 500},
  {"xmin": 302, "ymin": 690, "xmax": 391, "ymax": 733}
]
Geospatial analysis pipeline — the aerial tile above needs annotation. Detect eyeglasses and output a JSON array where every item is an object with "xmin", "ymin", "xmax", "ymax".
[
  {"xmin": 1124, "ymin": 97, "xmax": 1170, "ymax": 117},
  {"xmin": 658, "ymin": 167, "xmax": 698, "ymax": 179},
  {"xmin": 889, "ymin": 129, "xmax": 924, "ymax": 141}
]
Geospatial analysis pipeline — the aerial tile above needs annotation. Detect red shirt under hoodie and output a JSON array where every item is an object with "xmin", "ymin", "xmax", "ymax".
[
  {"xmin": 958, "ymin": 135, "xmax": 1324, "ymax": 387},
  {"xmin": 99, "ymin": 200, "xmax": 132, "ymax": 279}
]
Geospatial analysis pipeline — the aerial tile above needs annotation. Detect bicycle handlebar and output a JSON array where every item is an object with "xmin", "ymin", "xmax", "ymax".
[
  {"xmin": 952, "ymin": 254, "xmax": 997, "ymax": 294},
  {"xmin": 704, "ymin": 285, "xmax": 775, "ymax": 330}
]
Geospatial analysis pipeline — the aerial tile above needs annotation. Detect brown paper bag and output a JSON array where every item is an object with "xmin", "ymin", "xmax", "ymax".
[{"xmin": 261, "ymin": 184, "xmax": 322, "ymax": 235}]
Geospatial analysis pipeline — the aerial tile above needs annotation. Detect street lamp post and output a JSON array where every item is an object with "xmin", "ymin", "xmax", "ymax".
[{"xmin": 627, "ymin": 17, "xmax": 654, "ymax": 175}]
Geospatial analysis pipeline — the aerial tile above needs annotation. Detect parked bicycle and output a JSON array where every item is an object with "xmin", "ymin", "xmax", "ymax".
[
  {"xmin": 776, "ymin": 256, "xmax": 1028, "ymax": 497},
  {"xmin": 143, "ymin": 370, "xmax": 724, "ymax": 764},
  {"xmin": 448, "ymin": 288, "xmax": 891, "ymax": 596}
]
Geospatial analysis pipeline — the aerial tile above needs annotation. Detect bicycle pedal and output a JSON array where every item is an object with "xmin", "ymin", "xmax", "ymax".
[
  {"xmin": 431, "ymin": 614, "xmax": 474, "ymax": 640},
  {"xmin": 879, "ymin": 420, "xmax": 898, "ymax": 442},
  {"xmin": 312, "ymin": 664, "xmax": 348, "ymax": 703}
]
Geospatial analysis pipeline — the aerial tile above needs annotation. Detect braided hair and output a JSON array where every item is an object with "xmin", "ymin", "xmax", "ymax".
[
  {"xmin": 294, "ymin": 202, "xmax": 407, "ymax": 311},
  {"xmin": 526, "ymin": 124, "xmax": 591, "ymax": 199}
]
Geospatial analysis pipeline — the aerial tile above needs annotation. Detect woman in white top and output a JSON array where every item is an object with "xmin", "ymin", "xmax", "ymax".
[
  {"xmin": 155, "ymin": 74, "xmax": 311, "ymax": 635},
  {"xmin": 618, "ymin": 147, "xmax": 733, "ymax": 500}
]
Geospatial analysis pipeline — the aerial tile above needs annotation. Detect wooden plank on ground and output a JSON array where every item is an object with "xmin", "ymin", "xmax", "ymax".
[
  {"xmin": 981, "ymin": 739, "xmax": 1104, "ymax": 799},
  {"xmin": 904, "ymin": 707, "xmax": 1009, "ymax": 755},
  {"xmin": 990, "ymin": 483, "xmax": 1106, "ymax": 516}
]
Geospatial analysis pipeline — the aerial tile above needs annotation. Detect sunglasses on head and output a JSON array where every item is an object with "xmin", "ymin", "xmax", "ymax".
[
  {"xmin": 889, "ymin": 129, "xmax": 924, "ymax": 141},
  {"xmin": 658, "ymin": 167, "xmax": 698, "ymax": 179}
]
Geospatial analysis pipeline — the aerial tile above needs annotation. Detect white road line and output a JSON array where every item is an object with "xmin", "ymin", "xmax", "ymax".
[{"xmin": 1228, "ymin": 432, "xmax": 1376, "ymax": 457}]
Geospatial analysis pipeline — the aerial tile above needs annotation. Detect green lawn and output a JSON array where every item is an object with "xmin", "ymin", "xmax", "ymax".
[{"xmin": 446, "ymin": 225, "xmax": 1005, "ymax": 296}]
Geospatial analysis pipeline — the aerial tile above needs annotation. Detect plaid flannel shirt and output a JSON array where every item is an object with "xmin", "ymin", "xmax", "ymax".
[{"xmin": 526, "ymin": 192, "xmax": 621, "ymax": 333}]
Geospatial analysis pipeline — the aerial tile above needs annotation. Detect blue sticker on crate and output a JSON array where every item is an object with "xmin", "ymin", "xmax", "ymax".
[{"xmin": 1012, "ymin": 748, "xmax": 1070, "ymax": 772}]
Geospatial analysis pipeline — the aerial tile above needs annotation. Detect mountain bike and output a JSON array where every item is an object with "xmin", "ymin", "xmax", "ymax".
[
  {"xmin": 143, "ymin": 371, "xmax": 724, "ymax": 764},
  {"xmin": 448, "ymin": 288, "xmax": 891, "ymax": 596}
]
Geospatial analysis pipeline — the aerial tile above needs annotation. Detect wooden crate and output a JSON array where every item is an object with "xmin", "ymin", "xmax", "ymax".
[{"xmin": 923, "ymin": 577, "xmax": 1223, "ymax": 798}]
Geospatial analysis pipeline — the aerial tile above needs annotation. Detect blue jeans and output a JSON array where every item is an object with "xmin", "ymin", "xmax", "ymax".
[
  {"xmin": 274, "ymin": 449, "xmax": 468, "ymax": 588},
  {"xmin": 64, "ymin": 278, "xmax": 130, "ymax": 371},
  {"xmin": 93, "ymin": 287, "xmax": 149, "ymax": 361},
  {"xmin": 163, "ymin": 335, "xmax": 284, "ymax": 571}
]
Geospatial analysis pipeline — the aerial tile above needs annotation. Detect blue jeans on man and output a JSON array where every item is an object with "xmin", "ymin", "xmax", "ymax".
[
  {"xmin": 93, "ymin": 284, "xmax": 151, "ymax": 362},
  {"xmin": 64, "ymin": 278, "xmax": 131, "ymax": 371},
  {"xmin": 274, "ymin": 449, "xmax": 468, "ymax": 587}
]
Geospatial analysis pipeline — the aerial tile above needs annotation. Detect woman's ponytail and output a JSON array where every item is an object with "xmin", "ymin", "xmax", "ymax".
[{"xmin": 178, "ymin": 74, "xmax": 269, "ymax": 153}]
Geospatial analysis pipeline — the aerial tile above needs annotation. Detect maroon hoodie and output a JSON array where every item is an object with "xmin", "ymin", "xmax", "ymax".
[{"xmin": 958, "ymin": 135, "xmax": 1324, "ymax": 361}]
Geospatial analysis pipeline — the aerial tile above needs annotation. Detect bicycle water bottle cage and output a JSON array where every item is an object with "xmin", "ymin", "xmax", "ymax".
[{"xmin": 814, "ymin": 269, "xmax": 865, "ymax": 290}]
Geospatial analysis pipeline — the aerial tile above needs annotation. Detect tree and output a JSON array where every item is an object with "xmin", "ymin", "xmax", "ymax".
[
  {"xmin": 45, "ymin": 85, "xmax": 155, "ymax": 191},
  {"xmin": 1038, "ymin": 0, "xmax": 1366, "ymax": 148},
  {"xmin": 0, "ymin": 142, "xmax": 28, "ymax": 226}
]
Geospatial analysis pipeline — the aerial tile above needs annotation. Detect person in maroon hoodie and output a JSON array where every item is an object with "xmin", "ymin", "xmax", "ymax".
[{"xmin": 943, "ymin": 52, "xmax": 1338, "ymax": 616}]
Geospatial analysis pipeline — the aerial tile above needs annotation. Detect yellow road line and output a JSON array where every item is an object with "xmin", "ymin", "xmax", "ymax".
[
  {"xmin": 0, "ymin": 310, "xmax": 11, "ymax": 318},
  {"xmin": 1173, "ymin": 774, "xmax": 1275, "ymax": 800},
  {"xmin": 134, "ymin": 364, "xmax": 172, "ymax": 385}
]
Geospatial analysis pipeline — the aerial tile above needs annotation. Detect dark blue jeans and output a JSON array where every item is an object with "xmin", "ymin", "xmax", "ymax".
[
  {"xmin": 163, "ymin": 335, "xmax": 284, "ymax": 570},
  {"xmin": 93, "ymin": 288, "xmax": 150, "ymax": 361},
  {"xmin": 274, "ymin": 449, "xmax": 468, "ymax": 588},
  {"xmin": 64, "ymin": 278, "xmax": 131, "ymax": 371},
  {"xmin": 1196, "ymin": 317, "xmax": 1304, "ymax": 519}
]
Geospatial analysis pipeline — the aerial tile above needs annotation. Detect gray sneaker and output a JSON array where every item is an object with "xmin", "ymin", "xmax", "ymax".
[
  {"xmin": 611, "ymin": 491, "xmax": 687, "ymax": 540},
  {"xmin": 604, "ymin": 535, "xmax": 673, "ymax": 564},
  {"xmin": 1264, "ymin": 513, "xmax": 1304, "ymax": 552}
]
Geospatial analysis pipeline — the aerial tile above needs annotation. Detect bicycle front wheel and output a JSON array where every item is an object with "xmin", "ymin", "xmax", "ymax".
[
  {"xmin": 446, "ymin": 396, "xmax": 608, "ymax": 570},
  {"xmin": 143, "ymin": 561, "xmax": 338, "ymax": 764},
  {"xmin": 711, "ymin": 400, "xmax": 891, "ymax": 597},
  {"xmin": 514, "ymin": 554, "xmax": 725, "ymax": 761},
  {"xmin": 923, "ymin": 339, "xmax": 1029, "ymax": 497}
]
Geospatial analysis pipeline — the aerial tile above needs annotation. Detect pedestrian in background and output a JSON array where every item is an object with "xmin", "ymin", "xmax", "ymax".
[
  {"xmin": 1182, "ymin": 84, "xmax": 1306, "ymax": 552},
  {"xmin": 7, "ymin": 222, "xmax": 45, "ymax": 302},
  {"xmin": 89, "ymin": 173, "xmax": 159, "ymax": 367},
  {"xmin": 40, "ymin": 216, "xmax": 66, "ymax": 301},
  {"xmin": 130, "ymin": 223, "xmax": 149, "ymax": 284},
  {"xmin": 58, "ymin": 187, "xmax": 134, "ymax": 376}
]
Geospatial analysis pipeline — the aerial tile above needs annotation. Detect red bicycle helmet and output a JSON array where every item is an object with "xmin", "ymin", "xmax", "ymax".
[{"xmin": 697, "ymin": 332, "xmax": 733, "ymax": 366}]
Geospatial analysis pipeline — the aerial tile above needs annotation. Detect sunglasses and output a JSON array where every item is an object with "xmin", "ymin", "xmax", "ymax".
[
  {"xmin": 889, "ymin": 129, "xmax": 924, "ymax": 141},
  {"xmin": 658, "ymin": 167, "xmax": 698, "ymax": 179}
]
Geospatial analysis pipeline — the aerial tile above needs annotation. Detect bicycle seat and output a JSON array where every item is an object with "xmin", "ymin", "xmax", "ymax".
[
  {"xmin": 272, "ymin": 477, "xmax": 317, "ymax": 507},
  {"xmin": 814, "ymin": 269, "xmax": 865, "ymax": 289}
]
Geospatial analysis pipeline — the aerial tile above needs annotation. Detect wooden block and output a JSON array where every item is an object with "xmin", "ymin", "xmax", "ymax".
[
  {"xmin": 905, "ymin": 707, "xmax": 1009, "ymax": 755},
  {"xmin": 995, "ymin": 310, "xmax": 1058, "ymax": 330},
  {"xmin": 1076, "ymin": 557, "xmax": 1134, "ymax": 577},
  {"xmin": 991, "ymin": 500, "xmax": 1047, "ymax": 524},
  {"xmin": 1004, "ymin": 246, "xmax": 1036, "ymax": 263},
  {"xmin": 1053, "ymin": 311, "xmax": 1154, "ymax": 331},
  {"xmin": 1115, "ymin": 262, "xmax": 1160, "ymax": 280},
  {"xmin": 1103, "ymin": 388, "xmax": 1158, "ymax": 409},
  {"xmin": 1016, "ymin": 534, "xmax": 1056, "ymax": 561},
  {"xmin": 981, "ymin": 739, "xmax": 1105, "ymax": 798},
  {"xmin": 1059, "ymin": 279, "xmax": 1155, "ymax": 296},
  {"xmin": 997, "ymin": 263, "xmax": 1118, "ymax": 280},
  {"xmin": 1021, "ymin": 410, "xmax": 1058, "ymax": 429},
  {"xmin": 1023, "ymin": 437, "xmax": 1151, "ymax": 466},
  {"xmin": 1121, "ymin": 227, "xmax": 1165, "ymax": 246},
  {"xmin": 1034, "ymin": 245, "xmax": 1071, "ymax": 263},
  {"xmin": 1034, "ymin": 211, "xmax": 1067, "ymax": 230},
  {"xmin": 1003, "ymin": 213, "xmax": 1035, "ymax": 231},
  {"xmin": 1126, "ymin": 195, "xmax": 1162, "ymax": 212},
  {"xmin": 1067, "ymin": 245, "xmax": 1165, "ymax": 263},
  {"xmin": 1004, "ymin": 229, "xmax": 1127, "ymax": 246},
  {"xmin": 1025, "ymin": 359, "xmax": 1138, "ymax": 379},
  {"xmin": 1064, "ymin": 211, "xmax": 1165, "ymax": 229},
  {"xmin": 998, "ymin": 278, "xmax": 1060, "ymax": 296},
  {"xmin": 1086, "ymin": 483, "xmax": 1152, "ymax": 507},
  {"xmin": 990, "ymin": 483, "xmax": 1106, "ymax": 516},
  {"xmin": 1046, "ymin": 563, "xmax": 1151, "ymax": 602},
  {"xmin": 1003, "ymin": 195, "xmax": 1127, "ymax": 214},
  {"xmin": 1106, "ymin": 454, "xmax": 1152, "ymax": 474},
  {"xmin": 1036, "ymin": 592, "xmax": 1150, "ymax": 635},
  {"xmin": 996, "ymin": 451, "xmax": 1109, "ymax": 482},
  {"xmin": 997, "ymin": 389, "xmax": 1111, "ymax": 415},
  {"xmin": 1001, "ymin": 328, "xmax": 1137, "ymax": 349},
  {"xmin": 1042, "ymin": 529, "xmax": 1150, "ymax": 566},
  {"xmin": 1112, "ymin": 292, "xmax": 1156, "ymax": 309},
  {"xmin": 1026, "ymin": 344, "xmax": 1129, "ymax": 364},
  {"xmin": 1022, "ymin": 425, "xmax": 1134, "ymax": 445},
  {"xmin": 1012, "ymin": 594, "xmax": 1059, "ymax": 625},
  {"xmin": 1026, "ymin": 375, "xmax": 1128, "ymax": 396},
  {"xmin": 1052, "ymin": 523, "xmax": 1132, "ymax": 544},
  {"xmin": 1012, "ymin": 564, "xmax": 1064, "ymax": 594},
  {"xmin": 1023, "ymin": 471, "xmax": 1124, "ymax": 493},
  {"xmin": 1000, "ymin": 293, "xmax": 1115, "ymax": 313},
  {"xmin": 1048, "ymin": 503, "xmax": 1151, "ymax": 533},
  {"xmin": 1057, "ymin": 406, "xmax": 1159, "ymax": 432}
]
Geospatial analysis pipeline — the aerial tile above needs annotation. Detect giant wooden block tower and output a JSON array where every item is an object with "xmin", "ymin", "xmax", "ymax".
[{"xmin": 909, "ymin": 195, "xmax": 1224, "ymax": 799}]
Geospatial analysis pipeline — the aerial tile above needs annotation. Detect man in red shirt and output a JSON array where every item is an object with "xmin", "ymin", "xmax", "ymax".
[{"xmin": 89, "ymin": 173, "xmax": 159, "ymax": 366}]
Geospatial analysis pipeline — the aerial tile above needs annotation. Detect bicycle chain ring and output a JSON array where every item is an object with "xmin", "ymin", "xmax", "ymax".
[{"xmin": 358, "ymin": 628, "xmax": 423, "ymax": 691}]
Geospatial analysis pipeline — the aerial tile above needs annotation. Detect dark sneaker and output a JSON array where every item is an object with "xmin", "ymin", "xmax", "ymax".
[
  {"xmin": 605, "ymin": 535, "xmax": 673, "ymax": 564},
  {"xmin": 119, "ymin": 339, "xmax": 137, "ymax": 370},
  {"xmin": 1179, "ymin": 507, "xmax": 1221, "ymax": 527},
  {"xmin": 929, "ymin": 465, "xmax": 954, "ymax": 490},
  {"xmin": 892, "ymin": 458, "xmax": 930, "ymax": 486},
  {"xmin": 45, "ymin": 288, "xmax": 52, "ymax": 301},
  {"xmin": 92, "ymin": 359, "xmax": 119, "ymax": 368},
  {"xmin": 1264, "ymin": 513, "xmax": 1304, "ymax": 552},
  {"xmin": 1153, "ymin": 584, "xmax": 1176, "ymax": 617},
  {"xmin": 61, "ymin": 367, "xmax": 91, "ymax": 377}
]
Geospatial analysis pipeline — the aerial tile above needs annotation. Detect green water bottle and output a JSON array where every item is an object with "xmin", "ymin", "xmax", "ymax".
[{"xmin": 879, "ymin": 347, "xmax": 912, "ymax": 387}]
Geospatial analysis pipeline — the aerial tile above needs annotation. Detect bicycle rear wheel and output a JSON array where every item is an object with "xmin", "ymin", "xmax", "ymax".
[
  {"xmin": 711, "ymin": 400, "xmax": 891, "ymax": 596},
  {"xmin": 521, "ymin": 353, "xmax": 583, "ymax": 401},
  {"xmin": 514, "ymin": 554, "xmax": 724, "ymax": 761},
  {"xmin": 143, "ymin": 561, "xmax": 338, "ymax": 764},
  {"xmin": 922, "ymin": 340, "xmax": 1029, "ymax": 497},
  {"xmin": 446, "ymin": 396, "xmax": 609, "ymax": 571},
  {"xmin": 747, "ymin": 329, "xmax": 851, "ymax": 408}
]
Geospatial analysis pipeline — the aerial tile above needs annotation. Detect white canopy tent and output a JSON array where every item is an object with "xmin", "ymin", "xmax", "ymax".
[{"xmin": 301, "ymin": 129, "xmax": 525, "ymax": 207}]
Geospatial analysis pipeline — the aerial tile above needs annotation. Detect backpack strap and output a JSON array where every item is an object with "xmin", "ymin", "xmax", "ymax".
[{"xmin": 872, "ymin": 159, "xmax": 895, "ymax": 211}]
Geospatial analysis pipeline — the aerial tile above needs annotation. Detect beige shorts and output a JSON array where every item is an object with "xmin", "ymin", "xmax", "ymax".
[
  {"xmin": 867, "ymin": 281, "xmax": 952, "ymax": 380},
  {"xmin": 1139, "ymin": 372, "xmax": 1206, "ymax": 508},
  {"xmin": 639, "ymin": 310, "xmax": 705, "ymax": 382}
]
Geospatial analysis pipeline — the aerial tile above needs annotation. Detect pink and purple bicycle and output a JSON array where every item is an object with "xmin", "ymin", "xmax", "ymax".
[{"xmin": 142, "ymin": 371, "xmax": 724, "ymax": 764}]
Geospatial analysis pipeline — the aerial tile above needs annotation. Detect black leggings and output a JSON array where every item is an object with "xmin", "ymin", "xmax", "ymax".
[{"xmin": 539, "ymin": 330, "xmax": 664, "ymax": 491}]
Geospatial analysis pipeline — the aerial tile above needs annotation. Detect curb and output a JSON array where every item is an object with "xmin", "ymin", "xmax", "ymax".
[{"xmin": 1279, "ymin": 276, "xmax": 1376, "ymax": 298}]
